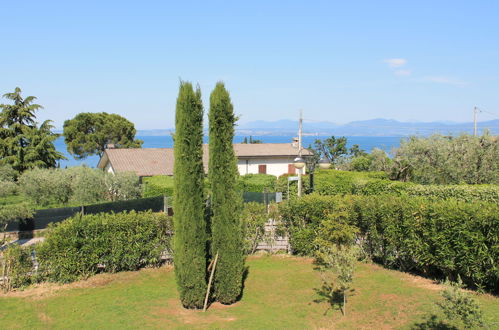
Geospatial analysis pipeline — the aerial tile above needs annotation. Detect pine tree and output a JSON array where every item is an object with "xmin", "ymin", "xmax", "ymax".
[
  {"xmin": 209, "ymin": 82, "xmax": 244, "ymax": 304},
  {"xmin": 173, "ymin": 82, "xmax": 207, "ymax": 309}
]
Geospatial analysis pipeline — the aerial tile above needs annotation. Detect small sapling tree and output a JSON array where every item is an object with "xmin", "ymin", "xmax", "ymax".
[{"xmin": 438, "ymin": 277, "xmax": 484, "ymax": 329}]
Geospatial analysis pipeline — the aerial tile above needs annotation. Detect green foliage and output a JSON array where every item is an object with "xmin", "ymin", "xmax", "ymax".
[
  {"xmin": 316, "ymin": 245, "xmax": 358, "ymax": 316},
  {"xmin": 313, "ymin": 136, "xmax": 348, "ymax": 165},
  {"xmin": 314, "ymin": 169, "xmax": 499, "ymax": 203},
  {"xmin": 0, "ymin": 87, "xmax": 65, "ymax": 172},
  {"xmin": 0, "ymin": 180, "xmax": 18, "ymax": 198},
  {"xmin": 0, "ymin": 164, "xmax": 17, "ymax": 181},
  {"xmin": 34, "ymin": 211, "xmax": 172, "ymax": 284},
  {"xmin": 241, "ymin": 136, "xmax": 263, "ymax": 144},
  {"xmin": 1, "ymin": 244, "xmax": 35, "ymax": 290},
  {"xmin": 0, "ymin": 204, "xmax": 34, "ymax": 242},
  {"xmin": 275, "ymin": 173, "xmax": 311, "ymax": 200},
  {"xmin": 392, "ymin": 133, "xmax": 498, "ymax": 184},
  {"xmin": 173, "ymin": 81, "xmax": 207, "ymax": 308},
  {"xmin": 279, "ymin": 194, "xmax": 499, "ymax": 293},
  {"xmin": 19, "ymin": 168, "xmax": 72, "ymax": 206},
  {"xmin": 63, "ymin": 112, "xmax": 143, "ymax": 159},
  {"xmin": 142, "ymin": 175, "xmax": 174, "ymax": 197},
  {"xmin": 18, "ymin": 167, "xmax": 142, "ymax": 207},
  {"xmin": 241, "ymin": 202, "xmax": 268, "ymax": 254},
  {"xmin": 209, "ymin": 82, "xmax": 244, "ymax": 304},
  {"xmin": 104, "ymin": 171, "xmax": 142, "ymax": 201},
  {"xmin": 438, "ymin": 277, "xmax": 484, "ymax": 329},
  {"xmin": 237, "ymin": 174, "xmax": 277, "ymax": 193},
  {"xmin": 68, "ymin": 166, "xmax": 106, "ymax": 204}
]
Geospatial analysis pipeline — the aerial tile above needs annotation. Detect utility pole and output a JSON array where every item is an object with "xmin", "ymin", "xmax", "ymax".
[
  {"xmin": 297, "ymin": 110, "xmax": 303, "ymax": 197},
  {"xmin": 473, "ymin": 107, "xmax": 482, "ymax": 136}
]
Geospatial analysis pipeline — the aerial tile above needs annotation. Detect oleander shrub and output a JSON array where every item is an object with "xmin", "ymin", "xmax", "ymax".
[
  {"xmin": 35, "ymin": 211, "xmax": 173, "ymax": 283},
  {"xmin": 279, "ymin": 194, "xmax": 499, "ymax": 292}
]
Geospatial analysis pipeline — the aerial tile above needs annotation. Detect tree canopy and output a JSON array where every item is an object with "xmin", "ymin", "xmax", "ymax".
[
  {"xmin": 63, "ymin": 112, "xmax": 143, "ymax": 159},
  {"xmin": 0, "ymin": 87, "xmax": 65, "ymax": 172}
]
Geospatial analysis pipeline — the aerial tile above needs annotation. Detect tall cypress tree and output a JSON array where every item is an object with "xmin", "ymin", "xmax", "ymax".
[
  {"xmin": 173, "ymin": 82, "xmax": 207, "ymax": 309},
  {"xmin": 209, "ymin": 82, "xmax": 244, "ymax": 304}
]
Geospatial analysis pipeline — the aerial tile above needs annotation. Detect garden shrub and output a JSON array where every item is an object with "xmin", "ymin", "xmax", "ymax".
[
  {"xmin": 241, "ymin": 202, "xmax": 269, "ymax": 254},
  {"xmin": 68, "ymin": 166, "xmax": 106, "ymax": 204},
  {"xmin": 0, "ymin": 164, "xmax": 17, "ymax": 181},
  {"xmin": 237, "ymin": 174, "xmax": 277, "ymax": 193},
  {"xmin": 142, "ymin": 176, "xmax": 174, "ymax": 197},
  {"xmin": 314, "ymin": 170, "xmax": 499, "ymax": 203},
  {"xmin": 1, "ymin": 244, "xmax": 35, "ymax": 290},
  {"xmin": 279, "ymin": 194, "xmax": 499, "ymax": 293},
  {"xmin": 35, "ymin": 211, "xmax": 173, "ymax": 283},
  {"xmin": 0, "ymin": 180, "xmax": 18, "ymax": 197},
  {"xmin": 0, "ymin": 203, "xmax": 34, "ymax": 234},
  {"xmin": 104, "ymin": 171, "xmax": 142, "ymax": 201},
  {"xmin": 19, "ymin": 168, "xmax": 72, "ymax": 206}
]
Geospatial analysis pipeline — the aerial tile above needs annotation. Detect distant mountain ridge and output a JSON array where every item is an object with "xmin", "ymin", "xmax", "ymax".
[
  {"xmin": 128, "ymin": 118, "xmax": 499, "ymax": 137},
  {"xmin": 232, "ymin": 118, "xmax": 499, "ymax": 137}
]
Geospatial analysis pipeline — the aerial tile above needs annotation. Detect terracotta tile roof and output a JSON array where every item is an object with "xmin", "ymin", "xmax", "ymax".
[{"xmin": 98, "ymin": 143, "xmax": 312, "ymax": 176}]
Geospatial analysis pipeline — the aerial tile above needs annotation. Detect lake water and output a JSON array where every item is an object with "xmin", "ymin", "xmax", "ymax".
[{"xmin": 55, "ymin": 135, "xmax": 402, "ymax": 168}]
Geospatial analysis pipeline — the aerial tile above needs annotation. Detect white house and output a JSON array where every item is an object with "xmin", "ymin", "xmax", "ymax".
[{"xmin": 97, "ymin": 142, "xmax": 312, "ymax": 178}]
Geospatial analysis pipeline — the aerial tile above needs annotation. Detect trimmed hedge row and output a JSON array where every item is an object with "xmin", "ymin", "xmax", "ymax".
[
  {"xmin": 314, "ymin": 170, "xmax": 499, "ymax": 203},
  {"xmin": 237, "ymin": 174, "xmax": 277, "ymax": 192},
  {"xmin": 279, "ymin": 194, "xmax": 499, "ymax": 293},
  {"xmin": 1, "ymin": 211, "xmax": 173, "ymax": 287}
]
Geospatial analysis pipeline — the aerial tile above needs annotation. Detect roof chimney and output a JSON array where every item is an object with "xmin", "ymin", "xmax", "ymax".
[{"xmin": 292, "ymin": 137, "xmax": 299, "ymax": 148}]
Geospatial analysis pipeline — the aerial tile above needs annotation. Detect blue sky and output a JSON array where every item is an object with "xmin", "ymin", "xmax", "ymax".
[{"xmin": 1, "ymin": 1, "xmax": 498, "ymax": 129}]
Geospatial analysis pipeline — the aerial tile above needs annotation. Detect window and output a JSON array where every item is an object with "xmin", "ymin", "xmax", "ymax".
[
  {"xmin": 258, "ymin": 164, "xmax": 267, "ymax": 174},
  {"xmin": 288, "ymin": 164, "xmax": 296, "ymax": 175}
]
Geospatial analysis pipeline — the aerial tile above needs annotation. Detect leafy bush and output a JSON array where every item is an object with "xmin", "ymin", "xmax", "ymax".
[
  {"xmin": 438, "ymin": 277, "xmax": 484, "ymax": 329},
  {"xmin": 0, "ymin": 204, "xmax": 35, "ymax": 238},
  {"xmin": 35, "ymin": 211, "xmax": 172, "ymax": 283},
  {"xmin": 314, "ymin": 170, "xmax": 499, "ymax": 203},
  {"xmin": 0, "ymin": 180, "xmax": 18, "ymax": 197},
  {"xmin": 392, "ymin": 133, "xmax": 498, "ymax": 184},
  {"xmin": 142, "ymin": 175, "xmax": 174, "ymax": 197},
  {"xmin": 19, "ymin": 168, "xmax": 72, "ymax": 206},
  {"xmin": 279, "ymin": 194, "xmax": 499, "ymax": 292},
  {"xmin": 19, "ymin": 167, "xmax": 142, "ymax": 207},
  {"xmin": 68, "ymin": 166, "xmax": 106, "ymax": 204},
  {"xmin": 241, "ymin": 202, "xmax": 269, "ymax": 254},
  {"xmin": 104, "ymin": 171, "xmax": 142, "ymax": 201},
  {"xmin": 1, "ymin": 244, "xmax": 35, "ymax": 290},
  {"xmin": 0, "ymin": 164, "xmax": 17, "ymax": 181},
  {"xmin": 237, "ymin": 174, "xmax": 277, "ymax": 193}
]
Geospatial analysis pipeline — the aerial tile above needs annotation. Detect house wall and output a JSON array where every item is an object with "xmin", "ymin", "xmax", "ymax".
[
  {"xmin": 237, "ymin": 157, "xmax": 306, "ymax": 177},
  {"xmin": 104, "ymin": 161, "xmax": 115, "ymax": 174}
]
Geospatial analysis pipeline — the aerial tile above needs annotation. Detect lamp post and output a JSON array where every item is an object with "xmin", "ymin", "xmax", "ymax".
[
  {"xmin": 293, "ymin": 110, "xmax": 305, "ymax": 197},
  {"xmin": 293, "ymin": 156, "xmax": 305, "ymax": 197}
]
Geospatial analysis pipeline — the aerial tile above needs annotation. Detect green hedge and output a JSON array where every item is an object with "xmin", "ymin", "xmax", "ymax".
[
  {"xmin": 237, "ymin": 174, "xmax": 277, "ymax": 192},
  {"xmin": 31, "ymin": 211, "xmax": 173, "ymax": 283},
  {"xmin": 142, "ymin": 176, "xmax": 174, "ymax": 198},
  {"xmin": 314, "ymin": 170, "xmax": 499, "ymax": 203},
  {"xmin": 279, "ymin": 194, "xmax": 499, "ymax": 293},
  {"xmin": 84, "ymin": 196, "xmax": 164, "ymax": 214}
]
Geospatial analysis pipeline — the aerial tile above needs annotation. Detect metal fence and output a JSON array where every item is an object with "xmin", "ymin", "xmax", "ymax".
[{"xmin": 5, "ymin": 192, "xmax": 281, "ymax": 233}]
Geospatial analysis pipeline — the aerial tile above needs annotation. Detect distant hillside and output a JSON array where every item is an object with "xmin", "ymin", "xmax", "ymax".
[{"xmin": 233, "ymin": 118, "xmax": 499, "ymax": 137}]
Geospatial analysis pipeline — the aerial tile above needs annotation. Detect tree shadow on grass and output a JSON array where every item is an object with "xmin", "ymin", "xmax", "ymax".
[
  {"xmin": 236, "ymin": 265, "xmax": 250, "ymax": 302},
  {"xmin": 411, "ymin": 315, "xmax": 457, "ymax": 330},
  {"xmin": 313, "ymin": 282, "xmax": 355, "ymax": 316}
]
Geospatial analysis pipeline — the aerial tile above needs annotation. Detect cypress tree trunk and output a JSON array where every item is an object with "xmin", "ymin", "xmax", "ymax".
[
  {"xmin": 209, "ymin": 82, "xmax": 244, "ymax": 304},
  {"xmin": 173, "ymin": 82, "xmax": 207, "ymax": 309}
]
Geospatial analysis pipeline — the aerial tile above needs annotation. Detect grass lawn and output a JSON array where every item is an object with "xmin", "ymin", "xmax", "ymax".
[{"xmin": 1, "ymin": 255, "xmax": 498, "ymax": 329}]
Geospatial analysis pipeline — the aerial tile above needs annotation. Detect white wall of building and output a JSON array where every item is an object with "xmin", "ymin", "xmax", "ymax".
[{"xmin": 237, "ymin": 157, "xmax": 306, "ymax": 177}]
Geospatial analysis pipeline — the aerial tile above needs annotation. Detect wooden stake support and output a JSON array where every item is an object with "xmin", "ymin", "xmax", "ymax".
[{"xmin": 203, "ymin": 252, "xmax": 219, "ymax": 312}]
